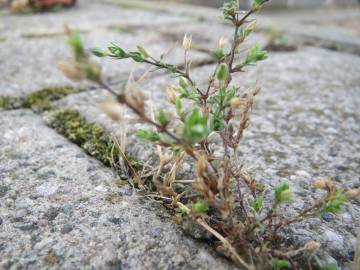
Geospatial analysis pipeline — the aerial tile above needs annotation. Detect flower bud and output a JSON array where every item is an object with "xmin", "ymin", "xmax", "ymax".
[
  {"xmin": 85, "ymin": 62, "xmax": 102, "ymax": 82},
  {"xmin": 345, "ymin": 188, "xmax": 360, "ymax": 199},
  {"xmin": 196, "ymin": 153, "xmax": 207, "ymax": 177},
  {"xmin": 127, "ymin": 83, "xmax": 145, "ymax": 115},
  {"xmin": 216, "ymin": 63, "xmax": 229, "ymax": 81},
  {"xmin": 58, "ymin": 61, "xmax": 84, "ymax": 81},
  {"xmin": 137, "ymin": 46, "xmax": 151, "ymax": 58},
  {"xmin": 218, "ymin": 37, "xmax": 226, "ymax": 49},
  {"xmin": 304, "ymin": 241, "xmax": 321, "ymax": 251},
  {"xmin": 182, "ymin": 34, "xmax": 192, "ymax": 50},
  {"xmin": 230, "ymin": 98, "xmax": 247, "ymax": 109},
  {"xmin": 165, "ymin": 85, "xmax": 177, "ymax": 104},
  {"xmin": 101, "ymin": 98, "xmax": 124, "ymax": 122}
]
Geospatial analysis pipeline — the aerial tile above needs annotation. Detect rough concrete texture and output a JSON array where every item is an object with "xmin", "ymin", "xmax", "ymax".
[
  {"xmin": 260, "ymin": 8, "xmax": 360, "ymax": 55},
  {"xmin": 54, "ymin": 46, "xmax": 360, "ymax": 268},
  {"xmin": 0, "ymin": 0, "xmax": 208, "ymax": 96},
  {"xmin": 0, "ymin": 0, "xmax": 194, "ymax": 38},
  {"xmin": 1, "ymin": 0, "xmax": 360, "ymax": 269},
  {"xmin": 0, "ymin": 110, "xmax": 233, "ymax": 270}
]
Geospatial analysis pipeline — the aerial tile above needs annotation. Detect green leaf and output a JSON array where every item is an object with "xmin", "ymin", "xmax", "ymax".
[
  {"xmin": 216, "ymin": 63, "xmax": 229, "ymax": 81},
  {"xmin": 192, "ymin": 200, "xmax": 209, "ymax": 214},
  {"xmin": 315, "ymin": 257, "xmax": 338, "ymax": 270},
  {"xmin": 108, "ymin": 45, "xmax": 127, "ymax": 58},
  {"xmin": 252, "ymin": 197, "xmax": 264, "ymax": 212},
  {"xmin": 253, "ymin": 0, "xmax": 264, "ymax": 10},
  {"xmin": 241, "ymin": 22, "xmax": 257, "ymax": 39},
  {"xmin": 274, "ymin": 182, "xmax": 294, "ymax": 206},
  {"xmin": 271, "ymin": 258, "xmax": 290, "ymax": 270},
  {"xmin": 176, "ymin": 207, "xmax": 186, "ymax": 215},
  {"xmin": 210, "ymin": 114, "xmax": 225, "ymax": 132},
  {"xmin": 171, "ymin": 147, "xmax": 182, "ymax": 158},
  {"xmin": 244, "ymin": 44, "xmax": 268, "ymax": 66},
  {"xmin": 175, "ymin": 97, "xmax": 185, "ymax": 121},
  {"xmin": 156, "ymin": 110, "xmax": 170, "ymax": 126},
  {"xmin": 182, "ymin": 109, "xmax": 208, "ymax": 145},
  {"xmin": 321, "ymin": 263, "xmax": 338, "ymax": 270},
  {"xmin": 68, "ymin": 31, "xmax": 85, "ymax": 62},
  {"xmin": 136, "ymin": 128, "xmax": 160, "ymax": 142},
  {"xmin": 213, "ymin": 48, "xmax": 225, "ymax": 60},
  {"xmin": 130, "ymin": 52, "xmax": 144, "ymax": 62},
  {"xmin": 221, "ymin": 1, "xmax": 238, "ymax": 21},
  {"xmin": 90, "ymin": 48, "xmax": 107, "ymax": 58},
  {"xmin": 322, "ymin": 190, "xmax": 347, "ymax": 214},
  {"xmin": 179, "ymin": 77, "xmax": 189, "ymax": 90}
]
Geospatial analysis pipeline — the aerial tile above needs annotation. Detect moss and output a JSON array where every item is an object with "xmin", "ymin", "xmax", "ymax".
[
  {"xmin": 24, "ymin": 86, "xmax": 76, "ymax": 111},
  {"xmin": 0, "ymin": 96, "xmax": 23, "ymax": 110},
  {"xmin": 47, "ymin": 109, "xmax": 119, "ymax": 167}
]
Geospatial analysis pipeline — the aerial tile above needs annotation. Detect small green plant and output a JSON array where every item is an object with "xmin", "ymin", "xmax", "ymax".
[{"xmin": 59, "ymin": 1, "xmax": 360, "ymax": 269}]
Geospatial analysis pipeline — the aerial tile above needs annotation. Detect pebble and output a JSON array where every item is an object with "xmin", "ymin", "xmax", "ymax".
[
  {"xmin": 322, "ymin": 213, "xmax": 334, "ymax": 222},
  {"xmin": 61, "ymin": 224, "xmax": 74, "ymax": 234},
  {"xmin": 44, "ymin": 207, "xmax": 60, "ymax": 221}
]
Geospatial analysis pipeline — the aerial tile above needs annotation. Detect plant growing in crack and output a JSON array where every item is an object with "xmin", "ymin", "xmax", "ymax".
[{"xmin": 58, "ymin": 1, "xmax": 360, "ymax": 269}]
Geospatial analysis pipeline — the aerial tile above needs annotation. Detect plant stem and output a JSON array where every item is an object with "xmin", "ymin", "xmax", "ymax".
[{"xmin": 98, "ymin": 80, "xmax": 182, "ymax": 144}]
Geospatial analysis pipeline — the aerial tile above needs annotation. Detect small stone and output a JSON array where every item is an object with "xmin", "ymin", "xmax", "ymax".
[
  {"xmin": 13, "ymin": 222, "xmax": 38, "ymax": 231},
  {"xmin": 322, "ymin": 230, "xmax": 344, "ymax": 252},
  {"xmin": 44, "ymin": 207, "xmax": 60, "ymax": 221},
  {"xmin": 322, "ymin": 213, "xmax": 334, "ymax": 222},
  {"xmin": 119, "ymin": 174, "xmax": 128, "ymax": 180},
  {"xmin": 348, "ymin": 250, "xmax": 355, "ymax": 261},
  {"xmin": 94, "ymin": 185, "xmax": 107, "ymax": 192},
  {"xmin": 61, "ymin": 224, "xmax": 74, "ymax": 234},
  {"xmin": 0, "ymin": 217, "xmax": 3, "ymax": 225},
  {"xmin": 335, "ymin": 164, "xmax": 348, "ymax": 171},
  {"xmin": 0, "ymin": 185, "xmax": 9, "ymax": 198}
]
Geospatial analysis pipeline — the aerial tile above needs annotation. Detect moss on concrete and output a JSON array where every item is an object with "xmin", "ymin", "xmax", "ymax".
[
  {"xmin": 47, "ymin": 109, "xmax": 119, "ymax": 167},
  {"xmin": 0, "ymin": 86, "xmax": 77, "ymax": 112},
  {"xmin": 0, "ymin": 96, "xmax": 23, "ymax": 110},
  {"xmin": 24, "ymin": 86, "xmax": 76, "ymax": 111}
]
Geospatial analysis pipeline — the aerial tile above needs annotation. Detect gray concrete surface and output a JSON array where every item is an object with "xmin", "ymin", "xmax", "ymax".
[{"xmin": 0, "ymin": 0, "xmax": 359, "ymax": 269}]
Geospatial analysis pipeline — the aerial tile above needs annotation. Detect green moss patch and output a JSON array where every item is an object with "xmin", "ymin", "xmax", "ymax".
[
  {"xmin": 0, "ymin": 86, "xmax": 77, "ymax": 112},
  {"xmin": 47, "ymin": 109, "xmax": 119, "ymax": 166},
  {"xmin": 0, "ymin": 96, "xmax": 23, "ymax": 110},
  {"xmin": 24, "ymin": 86, "xmax": 76, "ymax": 111}
]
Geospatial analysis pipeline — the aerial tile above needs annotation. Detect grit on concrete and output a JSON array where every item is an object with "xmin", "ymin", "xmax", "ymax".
[{"xmin": 0, "ymin": 0, "xmax": 360, "ymax": 269}]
